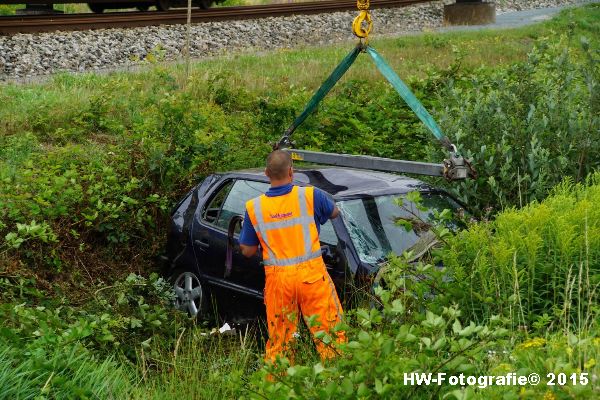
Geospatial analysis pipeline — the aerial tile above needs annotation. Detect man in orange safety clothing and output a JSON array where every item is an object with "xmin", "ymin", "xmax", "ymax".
[{"xmin": 239, "ymin": 150, "xmax": 346, "ymax": 363}]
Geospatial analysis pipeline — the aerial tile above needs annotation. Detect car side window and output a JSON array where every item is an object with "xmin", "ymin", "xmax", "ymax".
[
  {"xmin": 216, "ymin": 180, "xmax": 270, "ymax": 230},
  {"xmin": 202, "ymin": 180, "xmax": 234, "ymax": 225}
]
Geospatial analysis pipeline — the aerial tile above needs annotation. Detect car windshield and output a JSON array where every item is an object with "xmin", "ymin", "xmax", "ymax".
[{"xmin": 337, "ymin": 192, "xmax": 462, "ymax": 264}]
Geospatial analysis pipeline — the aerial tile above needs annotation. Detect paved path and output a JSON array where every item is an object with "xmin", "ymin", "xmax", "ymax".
[{"xmin": 437, "ymin": 0, "xmax": 598, "ymax": 32}]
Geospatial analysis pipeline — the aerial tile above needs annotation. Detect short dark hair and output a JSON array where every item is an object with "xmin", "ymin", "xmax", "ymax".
[{"xmin": 266, "ymin": 150, "xmax": 292, "ymax": 180}]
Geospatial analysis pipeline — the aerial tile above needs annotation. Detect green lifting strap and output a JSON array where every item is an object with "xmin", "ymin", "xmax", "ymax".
[
  {"xmin": 365, "ymin": 46, "xmax": 453, "ymax": 151},
  {"xmin": 278, "ymin": 44, "xmax": 362, "ymax": 146},
  {"xmin": 277, "ymin": 44, "xmax": 454, "ymax": 153}
]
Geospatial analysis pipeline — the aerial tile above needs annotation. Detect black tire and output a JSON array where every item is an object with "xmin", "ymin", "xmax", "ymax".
[
  {"xmin": 88, "ymin": 3, "xmax": 105, "ymax": 13},
  {"xmin": 197, "ymin": 0, "xmax": 212, "ymax": 10},
  {"xmin": 155, "ymin": 0, "xmax": 171, "ymax": 11},
  {"xmin": 169, "ymin": 267, "xmax": 212, "ymax": 321}
]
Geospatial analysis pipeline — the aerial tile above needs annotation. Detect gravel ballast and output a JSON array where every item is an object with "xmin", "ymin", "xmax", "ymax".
[{"xmin": 0, "ymin": 0, "xmax": 591, "ymax": 80}]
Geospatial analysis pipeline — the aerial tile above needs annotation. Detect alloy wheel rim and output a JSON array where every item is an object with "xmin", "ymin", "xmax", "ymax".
[{"xmin": 173, "ymin": 272, "xmax": 203, "ymax": 317}]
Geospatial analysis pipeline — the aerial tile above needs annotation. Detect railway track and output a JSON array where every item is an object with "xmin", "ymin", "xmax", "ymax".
[{"xmin": 0, "ymin": 0, "xmax": 431, "ymax": 35}]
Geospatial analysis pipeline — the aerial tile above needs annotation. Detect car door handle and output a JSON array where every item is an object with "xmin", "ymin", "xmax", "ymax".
[{"xmin": 194, "ymin": 239, "xmax": 210, "ymax": 249}]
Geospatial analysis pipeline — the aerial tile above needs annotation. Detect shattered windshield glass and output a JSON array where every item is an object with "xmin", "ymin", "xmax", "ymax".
[{"xmin": 337, "ymin": 192, "xmax": 462, "ymax": 264}]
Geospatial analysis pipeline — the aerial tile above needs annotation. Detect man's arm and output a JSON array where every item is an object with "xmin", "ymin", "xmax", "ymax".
[
  {"xmin": 239, "ymin": 210, "xmax": 260, "ymax": 258},
  {"xmin": 240, "ymin": 244, "xmax": 259, "ymax": 258},
  {"xmin": 330, "ymin": 206, "xmax": 340, "ymax": 219},
  {"xmin": 314, "ymin": 188, "xmax": 339, "ymax": 224}
]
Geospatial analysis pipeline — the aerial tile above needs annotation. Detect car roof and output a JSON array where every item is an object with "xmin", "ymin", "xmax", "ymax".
[{"xmin": 229, "ymin": 166, "xmax": 434, "ymax": 199}]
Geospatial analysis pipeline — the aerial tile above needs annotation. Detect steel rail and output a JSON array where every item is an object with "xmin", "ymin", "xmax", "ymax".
[{"xmin": 0, "ymin": 0, "xmax": 432, "ymax": 35}]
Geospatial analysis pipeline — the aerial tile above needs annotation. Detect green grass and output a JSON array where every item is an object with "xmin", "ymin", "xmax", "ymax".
[
  {"xmin": 0, "ymin": 4, "xmax": 596, "ymax": 267},
  {"xmin": 131, "ymin": 332, "xmax": 258, "ymax": 399},
  {"xmin": 0, "ymin": 4, "xmax": 596, "ymax": 286},
  {"xmin": 0, "ymin": 344, "xmax": 134, "ymax": 399},
  {"xmin": 3, "ymin": 4, "xmax": 598, "ymax": 96},
  {"xmin": 175, "ymin": 4, "xmax": 599, "ymax": 92}
]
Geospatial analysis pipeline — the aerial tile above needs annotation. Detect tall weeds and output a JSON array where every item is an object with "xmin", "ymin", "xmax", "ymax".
[
  {"xmin": 0, "ymin": 344, "xmax": 133, "ymax": 399},
  {"xmin": 440, "ymin": 174, "xmax": 600, "ymax": 333}
]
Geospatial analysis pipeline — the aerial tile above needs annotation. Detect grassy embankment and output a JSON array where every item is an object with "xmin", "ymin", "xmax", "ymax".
[{"xmin": 0, "ymin": 4, "xmax": 599, "ymax": 399}]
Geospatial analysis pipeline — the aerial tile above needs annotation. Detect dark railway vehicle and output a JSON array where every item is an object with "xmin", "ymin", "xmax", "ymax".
[{"xmin": 0, "ymin": 0, "xmax": 226, "ymax": 13}]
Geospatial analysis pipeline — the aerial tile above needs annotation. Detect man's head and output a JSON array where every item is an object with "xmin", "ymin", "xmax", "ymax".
[{"xmin": 265, "ymin": 150, "xmax": 293, "ymax": 184}]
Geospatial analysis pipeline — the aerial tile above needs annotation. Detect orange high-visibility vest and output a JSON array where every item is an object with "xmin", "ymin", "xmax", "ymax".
[{"xmin": 246, "ymin": 186, "xmax": 322, "ymax": 267}]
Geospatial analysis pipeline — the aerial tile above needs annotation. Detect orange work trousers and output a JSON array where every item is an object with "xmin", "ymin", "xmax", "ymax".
[{"xmin": 263, "ymin": 259, "xmax": 346, "ymax": 363}]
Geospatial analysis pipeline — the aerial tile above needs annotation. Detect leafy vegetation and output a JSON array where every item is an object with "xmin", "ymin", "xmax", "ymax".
[
  {"xmin": 0, "ymin": 272, "xmax": 257, "ymax": 399},
  {"xmin": 2, "ymin": 5, "xmax": 598, "ymax": 275},
  {"xmin": 435, "ymin": 33, "xmax": 599, "ymax": 214},
  {"xmin": 245, "ymin": 175, "xmax": 600, "ymax": 399},
  {"xmin": 0, "ymin": 4, "xmax": 599, "ymax": 399},
  {"xmin": 441, "ymin": 174, "xmax": 600, "ymax": 331},
  {"xmin": 1, "ymin": 179, "xmax": 598, "ymax": 398}
]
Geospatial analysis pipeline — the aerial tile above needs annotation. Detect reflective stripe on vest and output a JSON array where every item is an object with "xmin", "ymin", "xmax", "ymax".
[{"xmin": 250, "ymin": 186, "xmax": 321, "ymax": 267}]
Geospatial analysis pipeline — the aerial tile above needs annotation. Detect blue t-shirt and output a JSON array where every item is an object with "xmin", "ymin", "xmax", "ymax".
[{"xmin": 239, "ymin": 184, "xmax": 335, "ymax": 246}]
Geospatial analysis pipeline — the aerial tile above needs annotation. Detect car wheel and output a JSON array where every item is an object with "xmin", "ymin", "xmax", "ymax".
[
  {"xmin": 88, "ymin": 3, "xmax": 105, "ymax": 13},
  {"xmin": 197, "ymin": 0, "xmax": 212, "ymax": 9},
  {"xmin": 155, "ymin": 0, "xmax": 170, "ymax": 11},
  {"xmin": 170, "ymin": 268, "xmax": 209, "ymax": 319}
]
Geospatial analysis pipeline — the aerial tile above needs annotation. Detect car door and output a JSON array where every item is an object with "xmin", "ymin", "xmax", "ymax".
[
  {"xmin": 219, "ymin": 179, "xmax": 270, "ymax": 292},
  {"xmin": 194, "ymin": 178, "xmax": 269, "ymax": 283},
  {"xmin": 192, "ymin": 179, "xmax": 235, "ymax": 278}
]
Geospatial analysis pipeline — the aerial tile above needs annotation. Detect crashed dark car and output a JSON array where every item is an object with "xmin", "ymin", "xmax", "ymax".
[{"xmin": 163, "ymin": 167, "xmax": 463, "ymax": 322}]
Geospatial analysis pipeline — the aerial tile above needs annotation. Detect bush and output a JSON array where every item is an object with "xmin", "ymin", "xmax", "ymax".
[
  {"xmin": 246, "ymin": 257, "xmax": 599, "ymax": 399},
  {"xmin": 295, "ymin": 79, "xmax": 433, "ymax": 162},
  {"xmin": 247, "ymin": 284, "xmax": 510, "ymax": 400},
  {"xmin": 0, "ymin": 273, "xmax": 185, "ymax": 361},
  {"xmin": 1, "ymin": 9, "xmax": 600, "ymax": 398},
  {"xmin": 434, "ymin": 35, "xmax": 599, "ymax": 214},
  {"xmin": 2, "ymin": 28, "xmax": 598, "ymax": 276},
  {"xmin": 0, "ymin": 272, "xmax": 256, "ymax": 399}
]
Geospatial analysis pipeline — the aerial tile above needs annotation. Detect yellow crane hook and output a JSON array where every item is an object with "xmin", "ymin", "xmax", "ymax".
[{"xmin": 353, "ymin": 0, "xmax": 373, "ymax": 41}]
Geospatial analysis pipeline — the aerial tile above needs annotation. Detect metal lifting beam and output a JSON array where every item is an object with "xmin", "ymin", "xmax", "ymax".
[
  {"xmin": 283, "ymin": 149, "xmax": 471, "ymax": 180},
  {"xmin": 285, "ymin": 149, "xmax": 441, "ymax": 177}
]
